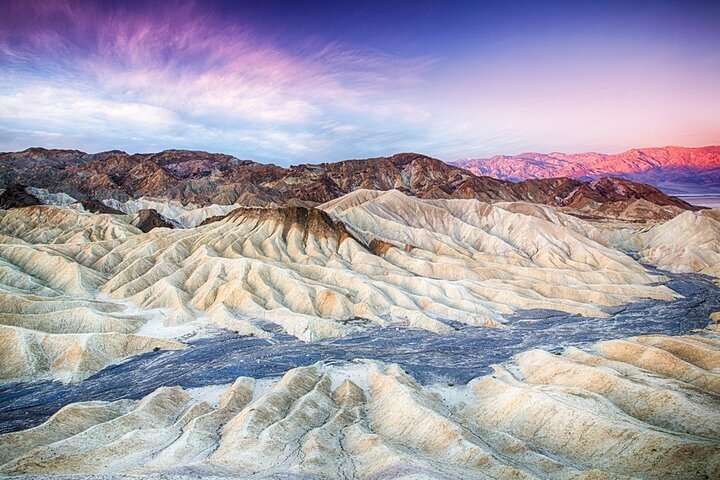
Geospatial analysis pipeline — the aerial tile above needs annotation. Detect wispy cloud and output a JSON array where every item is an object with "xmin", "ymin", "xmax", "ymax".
[
  {"xmin": 0, "ymin": 0, "xmax": 436, "ymax": 161},
  {"xmin": 1, "ymin": 0, "xmax": 718, "ymax": 162}
]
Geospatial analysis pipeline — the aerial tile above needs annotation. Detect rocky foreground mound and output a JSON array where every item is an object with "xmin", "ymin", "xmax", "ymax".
[{"xmin": 1, "ymin": 333, "xmax": 718, "ymax": 479}]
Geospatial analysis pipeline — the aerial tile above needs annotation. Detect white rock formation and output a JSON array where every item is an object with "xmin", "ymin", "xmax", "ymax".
[
  {"xmin": 633, "ymin": 209, "xmax": 720, "ymax": 277},
  {"xmin": 93, "ymin": 192, "xmax": 677, "ymax": 336},
  {"xmin": 25, "ymin": 187, "xmax": 80, "ymax": 208},
  {"xmin": 0, "ymin": 206, "xmax": 184, "ymax": 382},
  {"xmin": 0, "ymin": 192, "xmax": 687, "ymax": 381},
  {"xmin": 0, "ymin": 205, "xmax": 139, "ymax": 244},
  {"xmin": 102, "ymin": 197, "xmax": 243, "ymax": 228},
  {"xmin": 1, "ymin": 333, "xmax": 718, "ymax": 479}
]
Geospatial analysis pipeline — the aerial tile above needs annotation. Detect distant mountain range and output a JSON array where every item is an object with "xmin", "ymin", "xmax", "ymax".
[
  {"xmin": 454, "ymin": 146, "xmax": 720, "ymax": 195},
  {"xmin": 0, "ymin": 147, "xmax": 702, "ymax": 222}
]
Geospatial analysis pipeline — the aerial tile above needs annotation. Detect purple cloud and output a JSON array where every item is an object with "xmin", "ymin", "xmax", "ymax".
[{"xmin": 0, "ymin": 0, "xmax": 718, "ymax": 162}]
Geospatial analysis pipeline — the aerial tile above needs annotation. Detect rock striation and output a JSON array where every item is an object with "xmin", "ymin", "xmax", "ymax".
[
  {"xmin": 85, "ymin": 192, "xmax": 676, "ymax": 336},
  {"xmin": 0, "ymin": 191, "xmax": 684, "ymax": 381},
  {"xmin": 1, "ymin": 333, "xmax": 718, "ymax": 479},
  {"xmin": 0, "ymin": 206, "xmax": 184, "ymax": 381},
  {"xmin": 632, "ymin": 209, "xmax": 720, "ymax": 278}
]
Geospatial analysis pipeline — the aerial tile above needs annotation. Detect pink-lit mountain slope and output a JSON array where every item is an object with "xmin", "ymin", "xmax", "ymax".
[{"xmin": 454, "ymin": 146, "xmax": 720, "ymax": 194}]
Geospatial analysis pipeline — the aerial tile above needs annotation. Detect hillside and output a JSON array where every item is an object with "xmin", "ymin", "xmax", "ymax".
[
  {"xmin": 0, "ymin": 148, "xmax": 699, "ymax": 221},
  {"xmin": 455, "ymin": 146, "xmax": 720, "ymax": 194}
]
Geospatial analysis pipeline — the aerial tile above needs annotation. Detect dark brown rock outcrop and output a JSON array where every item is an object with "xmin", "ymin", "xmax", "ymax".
[
  {"xmin": 132, "ymin": 209, "xmax": 174, "ymax": 232},
  {"xmin": 80, "ymin": 200, "xmax": 123, "ymax": 215},
  {"xmin": 0, "ymin": 184, "xmax": 41, "ymax": 210},
  {"xmin": 223, "ymin": 206, "xmax": 358, "ymax": 245}
]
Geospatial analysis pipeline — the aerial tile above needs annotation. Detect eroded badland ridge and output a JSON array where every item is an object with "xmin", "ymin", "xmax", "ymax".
[{"xmin": 0, "ymin": 147, "xmax": 719, "ymax": 479}]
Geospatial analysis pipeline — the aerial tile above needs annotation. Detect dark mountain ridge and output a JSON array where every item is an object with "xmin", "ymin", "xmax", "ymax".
[{"xmin": 0, "ymin": 148, "xmax": 699, "ymax": 220}]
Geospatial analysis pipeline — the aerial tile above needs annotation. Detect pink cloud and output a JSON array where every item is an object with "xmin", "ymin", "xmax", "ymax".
[{"xmin": 0, "ymin": 0, "xmax": 434, "ymax": 125}]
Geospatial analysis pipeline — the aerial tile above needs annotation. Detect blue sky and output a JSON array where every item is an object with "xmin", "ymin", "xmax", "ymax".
[{"xmin": 1, "ymin": 0, "xmax": 719, "ymax": 165}]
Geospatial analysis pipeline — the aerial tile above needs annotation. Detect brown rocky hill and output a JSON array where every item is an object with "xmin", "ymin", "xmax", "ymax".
[
  {"xmin": 0, "ymin": 184, "xmax": 41, "ymax": 210},
  {"xmin": 0, "ymin": 148, "xmax": 699, "ymax": 220}
]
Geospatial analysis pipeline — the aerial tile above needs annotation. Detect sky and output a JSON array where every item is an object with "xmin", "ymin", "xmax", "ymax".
[{"xmin": 0, "ymin": 0, "xmax": 719, "ymax": 165}]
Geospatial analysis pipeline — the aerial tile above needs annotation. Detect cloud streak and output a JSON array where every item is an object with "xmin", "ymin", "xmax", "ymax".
[
  {"xmin": 0, "ymin": 0, "xmax": 436, "ymax": 161},
  {"xmin": 0, "ymin": 0, "xmax": 718, "ymax": 162}
]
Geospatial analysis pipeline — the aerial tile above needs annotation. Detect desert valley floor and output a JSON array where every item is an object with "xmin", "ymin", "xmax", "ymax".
[{"xmin": 0, "ymin": 151, "xmax": 719, "ymax": 479}]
